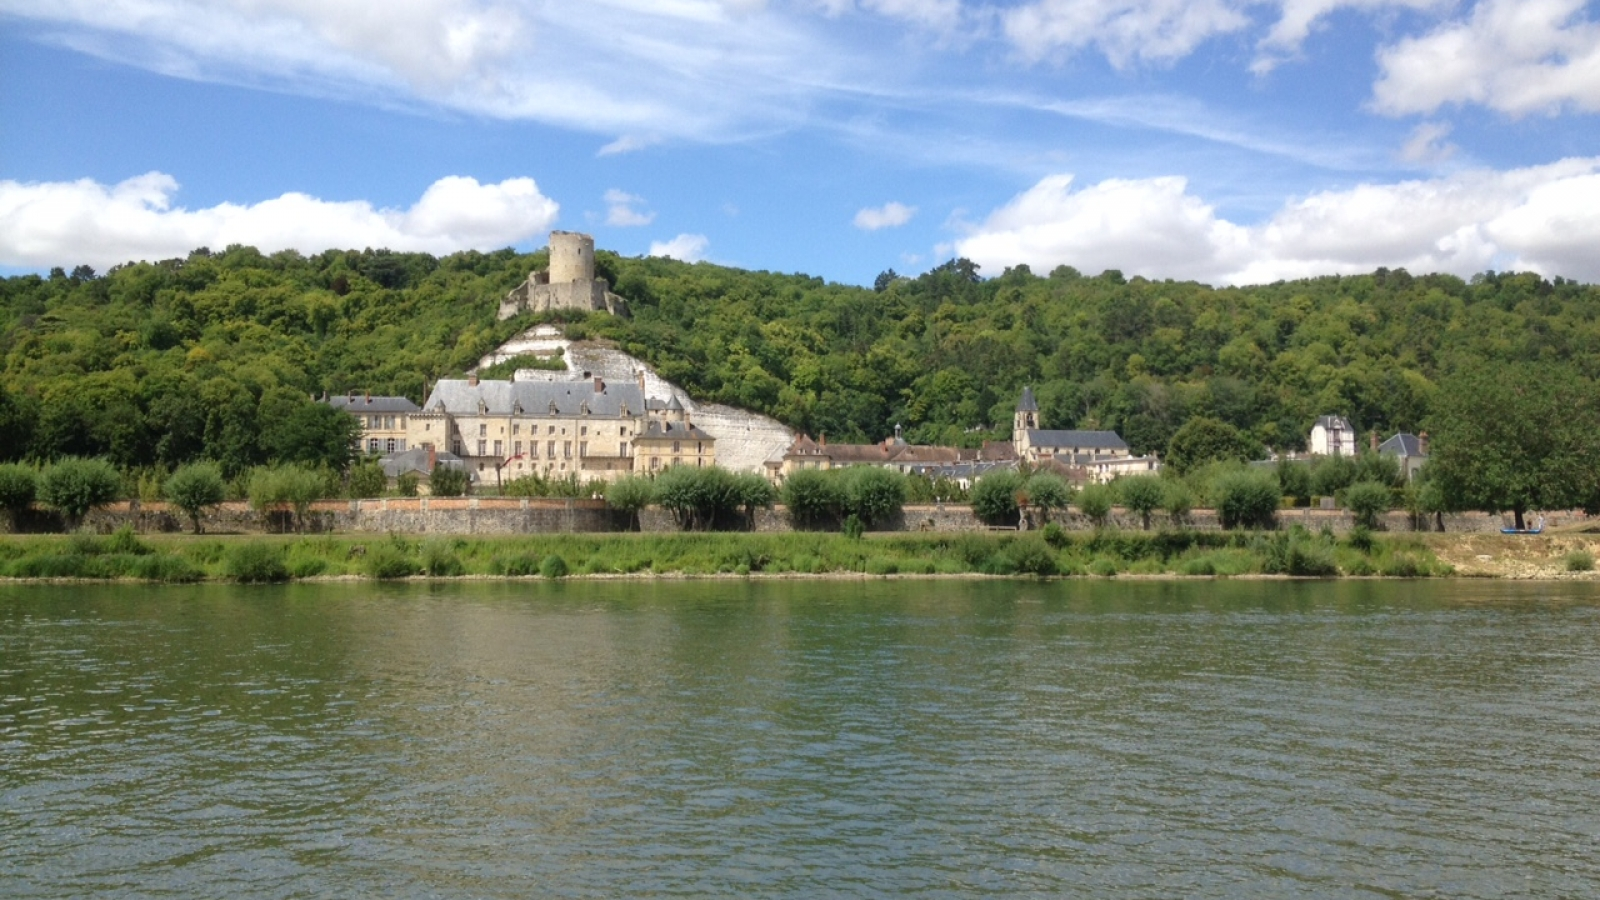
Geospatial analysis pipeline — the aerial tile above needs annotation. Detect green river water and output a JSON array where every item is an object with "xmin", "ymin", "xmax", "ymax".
[{"xmin": 3, "ymin": 579, "xmax": 1599, "ymax": 898}]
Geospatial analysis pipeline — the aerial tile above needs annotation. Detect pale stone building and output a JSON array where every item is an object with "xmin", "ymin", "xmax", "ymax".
[{"xmin": 327, "ymin": 392, "xmax": 421, "ymax": 455}]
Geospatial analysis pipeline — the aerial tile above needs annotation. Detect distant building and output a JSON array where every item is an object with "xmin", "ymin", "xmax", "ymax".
[
  {"xmin": 378, "ymin": 446, "xmax": 466, "ymax": 494},
  {"xmin": 1309, "ymin": 415, "xmax": 1357, "ymax": 456},
  {"xmin": 770, "ymin": 428, "xmax": 966, "ymax": 484},
  {"xmin": 326, "ymin": 392, "xmax": 421, "ymax": 455},
  {"xmin": 1378, "ymin": 432, "xmax": 1429, "ymax": 481},
  {"xmin": 1011, "ymin": 386, "xmax": 1159, "ymax": 483}
]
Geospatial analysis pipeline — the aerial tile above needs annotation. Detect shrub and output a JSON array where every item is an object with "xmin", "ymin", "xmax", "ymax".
[
  {"xmin": 1565, "ymin": 549, "xmax": 1595, "ymax": 572},
  {"xmin": 1286, "ymin": 541, "xmax": 1339, "ymax": 577},
  {"xmin": 1179, "ymin": 557, "xmax": 1216, "ymax": 576},
  {"xmin": 396, "ymin": 472, "xmax": 420, "ymax": 497},
  {"xmin": 39, "ymin": 457, "xmax": 122, "ymax": 529},
  {"xmin": 971, "ymin": 470, "xmax": 1023, "ymax": 524},
  {"xmin": 539, "ymin": 554, "xmax": 569, "ymax": 578},
  {"xmin": 1076, "ymin": 483, "xmax": 1114, "ymax": 527},
  {"xmin": 1040, "ymin": 521, "xmax": 1068, "ymax": 549},
  {"xmin": 1344, "ymin": 481, "xmax": 1393, "ymax": 530},
  {"xmin": 430, "ymin": 465, "xmax": 469, "ymax": 497},
  {"xmin": 289, "ymin": 557, "xmax": 329, "ymax": 579},
  {"xmin": 864, "ymin": 557, "xmax": 898, "ymax": 576},
  {"xmin": 164, "ymin": 462, "xmax": 226, "ymax": 533},
  {"xmin": 105, "ymin": 525, "xmax": 151, "ymax": 555},
  {"xmin": 1345, "ymin": 525, "xmax": 1377, "ymax": 553},
  {"xmin": 348, "ymin": 461, "xmax": 388, "ymax": 499},
  {"xmin": 1163, "ymin": 480, "xmax": 1194, "ymax": 524},
  {"xmin": 1005, "ymin": 538, "xmax": 1059, "ymax": 576},
  {"xmin": 842, "ymin": 466, "xmax": 906, "ymax": 527},
  {"xmin": 1380, "ymin": 553, "xmax": 1423, "ymax": 578},
  {"xmin": 1212, "ymin": 470, "xmax": 1280, "ymax": 530},
  {"xmin": 1310, "ymin": 454, "xmax": 1357, "ymax": 498},
  {"xmin": 1088, "ymin": 557, "xmax": 1118, "ymax": 577},
  {"xmin": 364, "ymin": 545, "xmax": 417, "ymax": 579},
  {"xmin": 0, "ymin": 464, "xmax": 37, "ymax": 531},
  {"xmin": 130, "ymin": 553, "xmax": 203, "ymax": 583},
  {"xmin": 842, "ymin": 514, "xmax": 865, "ymax": 540},
  {"xmin": 423, "ymin": 541, "xmax": 466, "ymax": 577},
  {"xmin": 1116, "ymin": 476, "xmax": 1165, "ymax": 530},
  {"xmin": 1277, "ymin": 459, "xmax": 1313, "ymax": 506},
  {"xmin": 227, "ymin": 543, "xmax": 290, "ymax": 583}
]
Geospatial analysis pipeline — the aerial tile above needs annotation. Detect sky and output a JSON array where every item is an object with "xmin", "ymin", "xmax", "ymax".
[{"xmin": 1, "ymin": 0, "xmax": 1598, "ymax": 287}]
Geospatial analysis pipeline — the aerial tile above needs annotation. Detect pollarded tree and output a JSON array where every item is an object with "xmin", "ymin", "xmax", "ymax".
[
  {"xmin": 1427, "ymin": 364, "xmax": 1600, "ymax": 530},
  {"xmin": 842, "ymin": 466, "xmax": 906, "ymax": 528},
  {"xmin": 1076, "ymin": 483, "xmax": 1114, "ymax": 527},
  {"xmin": 605, "ymin": 475, "xmax": 656, "ymax": 531},
  {"xmin": 1025, "ymin": 473, "xmax": 1072, "ymax": 521},
  {"xmin": 164, "ymin": 462, "xmax": 225, "ymax": 534},
  {"xmin": 783, "ymin": 467, "xmax": 845, "ymax": 530},
  {"xmin": 0, "ymin": 464, "xmax": 37, "ymax": 532},
  {"xmin": 1116, "ymin": 475, "xmax": 1166, "ymax": 530},
  {"xmin": 971, "ymin": 470, "xmax": 1023, "ymax": 525},
  {"xmin": 39, "ymin": 457, "xmax": 121, "ymax": 530}
]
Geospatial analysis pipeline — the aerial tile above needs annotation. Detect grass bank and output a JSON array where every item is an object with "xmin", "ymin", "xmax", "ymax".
[{"xmin": 0, "ymin": 526, "xmax": 1458, "ymax": 582}]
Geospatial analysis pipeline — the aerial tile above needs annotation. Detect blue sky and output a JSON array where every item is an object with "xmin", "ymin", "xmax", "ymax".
[{"xmin": 2, "ymin": 0, "xmax": 1597, "ymax": 286}]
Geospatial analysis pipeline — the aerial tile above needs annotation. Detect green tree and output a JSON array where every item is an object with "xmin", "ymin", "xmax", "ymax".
[
  {"xmin": 1427, "ymin": 365, "xmax": 1600, "ymax": 530},
  {"xmin": 164, "ymin": 461, "xmax": 225, "ymax": 533},
  {"xmin": 654, "ymin": 464, "xmax": 741, "ymax": 530},
  {"xmin": 1163, "ymin": 479, "xmax": 1194, "ymax": 525},
  {"xmin": 971, "ymin": 470, "xmax": 1023, "ymax": 524},
  {"xmin": 783, "ymin": 468, "xmax": 845, "ymax": 530},
  {"xmin": 1076, "ymin": 482, "xmax": 1114, "ymax": 527},
  {"xmin": 39, "ymin": 457, "xmax": 121, "ymax": 530},
  {"xmin": 397, "ymin": 472, "xmax": 420, "ymax": 497},
  {"xmin": 262, "ymin": 399, "xmax": 360, "ymax": 470},
  {"xmin": 1277, "ymin": 458, "xmax": 1312, "ymax": 505},
  {"xmin": 1310, "ymin": 453, "xmax": 1357, "ymax": 498},
  {"xmin": 248, "ymin": 464, "xmax": 326, "ymax": 532},
  {"xmin": 347, "ymin": 460, "xmax": 387, "ymax": 499},
  {"xmin": 1116, "ymin": 475, "xmax": 1165, "ymax": 530},
  {"xmin": 733, "ymin": 472, "xmax": 778, "ymax": 529},
  {"xmin": 841, "ymin": 466, "xmax": 906, "ymax": 528},
  {"xmin": 430, "ymin": 465, "xmax": 469, "ymax": 497},
  {"xmin": 1344, "ymin": 481, "xmax": 1392, "ymax": 530},
  {"xmin": 0, "ymin": 464, "xmax": 37, "ymax": 531},
  {"xmin": 1166, "ymin": 417, "xmax": 1261, "ymax": 475},
  {"xmin": 1211, "ymin": 469, "xmax": 1280, "ymax": 530},
  {"xmin": 606, "ymin": 474, "xmax": 656, "ymax": 531},
  {"xmin": 1025, "ymin": 473, "xmax": 1072, "ymax": 520}
]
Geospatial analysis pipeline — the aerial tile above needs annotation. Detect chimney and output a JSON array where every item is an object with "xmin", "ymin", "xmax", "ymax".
[
  {"xmin": 594, "ymin": 376, "xmax": 604, "ymax": 392},
  {"xmin": 428, "ymin": 446, "xmax": 437, "ymax": 473},
  {"xmin": 365, "ymin": 391, "xmax": 371, "ymax": 404},
  {"xmin": 468, "ymin": 373, "xmax": 479, "ymax": 387},
  {"xmin": 636, "ymin": 369, "xmax": 646, "ymax": 396},
  {"xmin": 1419, "ymin": 431, "xmax": 1429, "ymax": 455},
  {"xmin": 820, "ymin": 433, "xmax": 826, "ymax": 447}
]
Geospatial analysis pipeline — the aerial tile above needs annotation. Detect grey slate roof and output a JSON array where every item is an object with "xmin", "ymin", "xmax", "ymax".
[
  {"xmin": 378, "ymin": 447, "xmax": 464, "ymax": 478},
  {"xmin": 638, "ymin": 420, "xmax": 715, "ymax": 441},
  {"xmin": 421, "ymin": 378, "xmax": 645, "ymax": 417},
  {"xmin": 1378, "ymin": 433, "xmax": 1427, "ymax": 457},
  {"xmin": 328, "ymin": 394, "xmax": 421, "ymax": 414},
  {"xmin": 1026, "ymin": 429, "xmax": 1129, "ymax": 451},
  {"xmin": 1315, "ymin": 415, "xmax": 1353, "ymax": 431},
  {"xmin": 1016, "ymin": 386, "xmax": 1039, "ymax": 412}
]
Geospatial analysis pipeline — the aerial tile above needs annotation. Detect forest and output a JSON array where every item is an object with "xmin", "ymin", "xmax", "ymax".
[{"xmin": 3, "ymin": 242, "xmax": 1599, "ymax": 479}]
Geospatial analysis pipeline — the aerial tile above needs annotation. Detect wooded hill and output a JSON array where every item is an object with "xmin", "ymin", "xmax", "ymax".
[{"xmin": 2, "ymin": 244, "xmax": 1597, "ymax": 474}]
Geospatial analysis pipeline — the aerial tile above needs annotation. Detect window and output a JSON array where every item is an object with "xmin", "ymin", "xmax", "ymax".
[
  {"xmin": 650, "ymin": 457, "xmax": 659, "ymax": 470},
  {"xmin": 479, "ymin": 424, "xmax": 487, "ymax": 437},
  {"xmin": 514, "ymin": 441, "xmax": 522, "ymax": 455},
  {"xmin": 386, "ymin": 438, "xmax": 396, "ymax": 453},
  {"xmin": 581, "ymin": 426, "xmax": 588, "ymax": 436},
  {"xmin": 452, "ymin": 442, "xmax": 462, "ymax": 455},
  {"xmin": 547, "ymin": 440, "xmax": 556, "ymax": 458},
  {"xmin": 697, "ymin": 441, "xmax": 703, "ymax": 453},
  {"xmin": 477, "ymin": 440, "xmax": 487, "ymax": 456},
  {"xmin": 579, "ymin": 441, "xmax": 587, "ymax": 457},
  {"xmin": 493, "ymin": 440, "xmax": 502, "ymax": 456},
  {"xmin": 530, "ymin": 442, "xmax": 539, "ymax": 458},
  {"xmin": 672, "ymin": 440, "xmax": 680, "ymax": 453},
  {"xmin": 368, "ymin": 438, "xmax": 380, "ymax": 452},
  {"xmin": 384, "ymin": 416, "xmax": 395, "ymax": 429},
  {"xmin": 398, "ymin": 439, "xmax": 406, "ymax": 451},
  {"xmin": 547, "ymin": 425, "xmax": 555, "ymax": 435},
  {"xmin": 563, "ymin": 441, "xmax": 572, "ymax": 458},
  {"xmin": 619, "ymin": 442, "xmax": 627, "ymax": 457},
  {"xmin": 513, "ymin": 423, "xmax": 520, "ymax": 435}
]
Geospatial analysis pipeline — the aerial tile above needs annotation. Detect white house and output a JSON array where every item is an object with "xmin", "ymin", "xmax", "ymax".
[{"xmin": 1308, "ymin": 415, "xmax": 1357, "ymax": 456}]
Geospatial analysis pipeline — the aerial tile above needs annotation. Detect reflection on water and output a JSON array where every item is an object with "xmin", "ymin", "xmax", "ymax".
[{"xmin": 3, "ymin": 580, "xmax": 1600, "ymax": 898}]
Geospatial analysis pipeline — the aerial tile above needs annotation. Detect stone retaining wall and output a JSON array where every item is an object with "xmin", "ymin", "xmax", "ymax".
[{"xmin": 1, "ymin": 501, "xmax": 1587, "ymax": 536}]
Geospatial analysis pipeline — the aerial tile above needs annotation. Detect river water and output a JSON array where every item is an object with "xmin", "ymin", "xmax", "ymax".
[{"xmin": 3, "ymin": 579, "xmax": 1599, "ymax": 898}]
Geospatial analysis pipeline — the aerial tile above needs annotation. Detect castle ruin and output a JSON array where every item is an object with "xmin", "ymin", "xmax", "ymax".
[{"xmin": 498, "ymin": 231, "xmax": 629, "ymax": 320}]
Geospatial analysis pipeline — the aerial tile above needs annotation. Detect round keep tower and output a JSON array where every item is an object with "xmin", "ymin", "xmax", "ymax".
[{"xmin": 548, "ymin": 231, "xmax": 595, "ymax": 285}]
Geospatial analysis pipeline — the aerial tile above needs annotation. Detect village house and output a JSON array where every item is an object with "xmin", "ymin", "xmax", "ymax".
[
  {"xmin": 1378, "ymin": 432, "xmax": 1429, "ymax": 481},
  {"xmin": 1012, "ymin": 387, "xmax": 1160, "ymax": 483},
  {"xmin": 377, "ymin": 446, "xmax": 466, "ymax": 494},
  {"xmin": 1309, "ymin": 414, "xmax": 1357, "ymax": 456},
  {"xmin": 326, "ymin": 392, "xmax": 420, "ymax": 455}
]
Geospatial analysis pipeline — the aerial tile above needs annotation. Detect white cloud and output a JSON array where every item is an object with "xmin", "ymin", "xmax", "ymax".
[
  {"xmin": 648, "ymin": 233, "xmax": 711, "ymax": 261},
  {"xmin": 1000, "ymin": 0, "xmax": 1252, "ymax": 68},
  {"xmin": 853, "ymin": 201, "xmax": 917, "ymax": 230},
  {"xmin": 953, "ymin": 159, "xmax": 1600, "ymax": 285},
  {"xmin": 1373, "ymin": 0, "xmax": 1600, "ymax": 115},
  {"xmin": 1399, "ymin": 120, "xmax": 1456, "ymax": 164},
  {"xmin": 0, "ymin": 172, "xmax": 559, "ymax": 269},
  {"xmin": 604, "ymin": 189, "xmax": 655, "ymax": 227},
  {"xmin": 1252, "ymin": 0, "xmax": 1446, "ymax": 73},
  {"xmin": 597, "ymin": 135, "xmax": 661, "ymax": 156},
  {"xmin": 811, "ymin": 0, "xmax": 963, "ymax": 29}
]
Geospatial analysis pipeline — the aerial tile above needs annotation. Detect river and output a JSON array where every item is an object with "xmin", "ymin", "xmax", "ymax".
[{"xmin": 3, "ymin": 579, "xmax": 1599, "ymax": 898}]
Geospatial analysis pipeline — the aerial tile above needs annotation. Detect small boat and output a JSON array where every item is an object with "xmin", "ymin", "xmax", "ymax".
[{"xmin": 1502, "ymin": 515, "xmax": 1545, "ymax": 535}]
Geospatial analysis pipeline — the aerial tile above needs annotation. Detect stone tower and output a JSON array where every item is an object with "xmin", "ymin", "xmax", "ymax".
[
  {"xmin": 1014, "ymin": 386, "xmax": 1039, "ymax": 453},
  {"xmin": 548, "ymin": 231, "xmax": 595, "ymax": 285}
]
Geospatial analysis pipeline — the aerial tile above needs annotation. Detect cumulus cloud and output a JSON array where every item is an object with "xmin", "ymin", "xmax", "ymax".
[
  {"xmin": 1001, "ymin": 0, "xmax": 1252, "ymax": 68},
  {"xmin": 0, "ymin": 172, "xmax": 559, "ymax": 269},
  {"xmin": 648, "ymin": 233, "xmax": 711, "ymax": 261},
  {"xmin": 1252, "ymin": 0, "xmax": 1446, "ymax": 73},
  {"xmin": 1373, "ymin": 0, "xmax": 1600, "ymax": 115},
  {"xmin": 604, "ymin": 189, "xmax": 655, "ymax": 227},
  {"xmin": 853, "ymin": 201, "xmax": 917, "ymax": 230},
  {"xmin": 1399, "ymin": 121, "xmax": 1456, "ymax": 164},
  {"xmin": 953, "ymin": 160, "xmax": 1600, "ymax": 285}
]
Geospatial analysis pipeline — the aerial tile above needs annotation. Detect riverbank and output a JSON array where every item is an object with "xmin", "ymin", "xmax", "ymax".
[{"xmin": 0, "ymin": 527, "xmax": 1531, "ymax": 582}]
